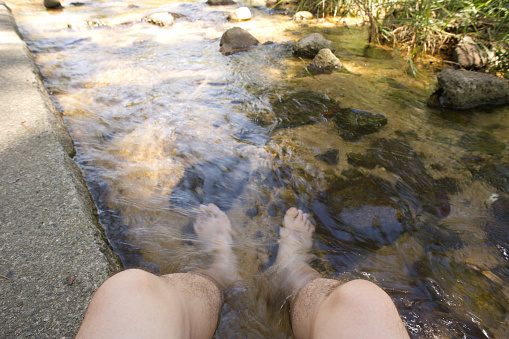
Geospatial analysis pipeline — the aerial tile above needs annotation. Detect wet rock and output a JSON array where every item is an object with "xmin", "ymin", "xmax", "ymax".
[
  {"xmin": 207, "ymin": 0, "xmax": 235, "ymax": 5},
  {"xmin": 270, "ymin": 91, "xmax": 336, "ymax": 128},
  {"xmin": 316, "ymin": 149, "xmax": 339, "ymax": 165},
  {"xmin": 293, "ymin": 33, "xmax": 335, "ymax": 59},
  {"xmin": 308, "ymin": 48, "xmax": 342, "ymax": 74},
  {"xmin": 228, "ymin": 7, "xmax": 251, "ymax": 21},
  {"xmin": 458, "ymin": 131, "xmax": 506, "ymax": 155},
  {"xmin": 453, "ymin": 36, "xmax": 489, "ymax": 70},
  {"xmin": 169, "ymin": 156, "xmax": 251, "ymax": 211},
  {"xmin": 293, "ymin": 11, "xmax": 314, "ymax": 20},
  {"xmin": 145, "ymin": 13, "xmax": 174, "ymax": 27},
  {"xmin": 313, "ymin": 173, "xmax": 411, "ymax": 249},
  {"xmin": 219, "ymin": 27, "xmax": 259, "ymax": 56},
  {"xmin": 479, "ymin": 162, "xmax": 509, "ymax": 193},
  {"xmin": 44, "ymin": 0, "xmax": 62, "ymax": 9},
  {"xmin": 331, "ymin": 108, "xmax": 387, "ymax": 141},
  {"xmin": 430, "ymin": 69, "xmax": 509, "ymax": 109}
]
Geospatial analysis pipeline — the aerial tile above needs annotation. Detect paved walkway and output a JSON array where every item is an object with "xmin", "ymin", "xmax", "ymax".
[{"xmin": 0, "ymin": 1, "xmax": 122, "ymax": 337}]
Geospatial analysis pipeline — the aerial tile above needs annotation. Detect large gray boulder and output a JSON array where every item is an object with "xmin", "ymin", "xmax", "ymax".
[
  {"xmin": 219, "ymin": 27, "xmax": 259, "ymax": 56},
  {"xmin": 431, "ymin": 69, "xmax": 509, "ymax": 109},
  {"xmin": 293, "ymin": 33, "xmax": 335, "ymax": 58},
  {"xmin": 308, "ymin": 48, "xmax": 342, "ymax": 74}
]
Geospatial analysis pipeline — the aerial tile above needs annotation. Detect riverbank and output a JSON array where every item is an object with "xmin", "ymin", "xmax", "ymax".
[{"xmin": 0, "ymin": 1, "xmax": 122, "ymax": 336}]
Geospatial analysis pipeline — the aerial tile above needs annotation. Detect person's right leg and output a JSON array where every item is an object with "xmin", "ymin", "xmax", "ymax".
[{"xmin": 275, "ymin": 207, "xmax": 409, "ymax": 339}]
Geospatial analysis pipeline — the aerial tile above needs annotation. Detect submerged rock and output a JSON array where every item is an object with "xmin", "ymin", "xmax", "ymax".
[
  {"xmin": 479, "ymin": 162, "xmax": 509, "ymax": 193},
  {"xmin": 430, "ymin": 69, "xmax": 509, "ymax": 109},
  {"xmin": 458, "ymin": 131, "xmax": 506, "ymax": 155},
  {"xmin": 316, "ymin": 149, "xmax": 339, "ymax": 165},
  {"xmin": 308, "ymin": 48, "xmax": 342, "ymax": 74},
  {"xmin": 347, "ymin": 138, "xmax": 460, "ymax": 219},
  {"xmin": 270, "ymin": 91, "xmax": 336, "ymax": 128},
  {"xmin": 228, "ymin": 7, "xmax": 251, "ymax": 21},
  {"xmin": 207, "ymin": 0, "xmax": 235, "ymax": 5},
  {"xmin": 453, "ymin": 36, "xmax": 489, "ymax": 70},
  {"xmin": 293, "ymin": 33, "xmax": 335, "ymax": 59},
  {"xmin": 293, "ymin": 11, "xmax": 314, "ymax": 20},
  {"xmin": 219, "ymin": 27, "xmax": 259, "ymax": 56},
  {"xmin": 145, "ymin": 13, "xmax": 174, "ymax": 27},
  {"xmin": 313, "ymin": 173, "xmax": 411, "ymax": 249},
  {"xmin": 169, "ymin": 156, "xmax": 251, "ymax": 211},
  {"xmin": 331, "ymin": 108, "xmax": 387, "ymax": 141}
]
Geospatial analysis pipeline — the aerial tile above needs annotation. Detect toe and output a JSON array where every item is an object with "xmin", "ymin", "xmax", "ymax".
[
  {"xmin": 285, "ymin": 207, "xmax": 299, "ymax": 220},
  {"xmin": 207, "ymin": 203, "xmax": 221, "ymax": 215}
]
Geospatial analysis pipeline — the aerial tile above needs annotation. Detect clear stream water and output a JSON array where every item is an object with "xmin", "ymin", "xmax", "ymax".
[{"xmin": 10, "ymin": 0, "xmax": 509, "ymax": 337}]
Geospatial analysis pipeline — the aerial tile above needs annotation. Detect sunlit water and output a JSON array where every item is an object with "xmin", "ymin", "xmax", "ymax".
[{"xmin": 10, "ymin": 0, "xmax": 509, "ymax": 337}]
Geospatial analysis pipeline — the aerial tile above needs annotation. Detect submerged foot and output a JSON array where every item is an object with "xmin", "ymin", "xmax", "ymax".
[
  {"xmin": 194, "ymin": 203, "xmax": 239, "ymax": 289},
  {"xmin": 274, "ymin": 207, "xmax": 320, "ymax": 298}
]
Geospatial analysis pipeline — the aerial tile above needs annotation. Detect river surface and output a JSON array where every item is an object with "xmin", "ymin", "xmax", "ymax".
[{"xmin": 10, "ymin": 0, "xmax": 509, "ymax": 337}]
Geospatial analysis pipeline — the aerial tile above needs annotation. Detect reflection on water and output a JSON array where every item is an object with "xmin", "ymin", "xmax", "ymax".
[{"xmin": 12, "ymin": 0, "xmax": 509, "ymax": 337}]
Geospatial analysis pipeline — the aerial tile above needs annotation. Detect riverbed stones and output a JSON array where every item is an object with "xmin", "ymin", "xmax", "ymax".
[
  {"xmin": 431, "ymin": 69, "xmax": 509, "ymax": 109},
  {"xmin": 146, "ymin": 12, "xmax": 174, "ymax": 27},
  {"xmin": 308, "ymin": 48, "xmax": 342, "ymax": 74},
  {"xmin": 453, "ymin": 36, "xmax": 489, "ymax": 70},
  {"xmin": 207, "ymin": 0, "xmax": 235, "ymax": 5},
  {"xmin": 293, "ymin": 33, "xmax": 335, "ymax": 58},
  {"xmin": 293, "ymin": 11, "xmax": 314, "ymax": 20},
  {"xmin": 228, "ymin": 7, "xmax": 251, "ymax": 21},
  {"xmin": 331, "ymin": 108, "xmax": 387, "ymax": 141},
  {"xmin": 219, "ymin": 27, "xmax": 259, "ymax": 56}
]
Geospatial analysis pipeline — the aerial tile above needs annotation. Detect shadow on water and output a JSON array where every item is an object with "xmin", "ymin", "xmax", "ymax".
[{"xmin": 12, "ymin": 0, "xmax": 509, "ymax": 337}]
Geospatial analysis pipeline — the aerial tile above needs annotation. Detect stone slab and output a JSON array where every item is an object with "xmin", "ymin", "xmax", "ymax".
[{"xmin": 0, "ymin": 1, "xmax": 122, "ymax": 337}]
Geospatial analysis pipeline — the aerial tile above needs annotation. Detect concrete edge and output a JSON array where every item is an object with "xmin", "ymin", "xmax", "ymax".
[{"xmin": 2, "ymin": 0, "xmax": 124, "ymax": 274}]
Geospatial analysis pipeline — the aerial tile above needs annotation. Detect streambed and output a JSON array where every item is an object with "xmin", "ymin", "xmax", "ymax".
[{"xmin": 10, "ymin": 0, "xmax": 509, "ymax": 337}]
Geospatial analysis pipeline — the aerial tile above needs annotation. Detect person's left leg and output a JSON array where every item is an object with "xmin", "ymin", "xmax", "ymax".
[{"xmin": 77, "ymin": 204, "xmax": 238, "ymax": 339}]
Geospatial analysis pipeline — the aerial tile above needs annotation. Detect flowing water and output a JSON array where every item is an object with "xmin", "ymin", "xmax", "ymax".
[{"xmin": 10, "ymin": 0, "xmax": 509, "ymax": 337}]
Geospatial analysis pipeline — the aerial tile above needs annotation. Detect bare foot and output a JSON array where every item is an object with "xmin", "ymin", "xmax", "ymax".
[
  {"xmin": 274, "ymin": 208, "xmax": 320, "ymax": 298},
  {"xmin": 194, "ymin": 203, "xmax": 239, "ymax": 289}
]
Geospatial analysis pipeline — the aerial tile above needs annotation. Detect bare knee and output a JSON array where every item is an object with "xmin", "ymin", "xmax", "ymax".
[
  {"xmin": 313, "ymin": 279, "xmax": 409, "ymax": 338},
  {"xmin": 328, "ymin": 279, "xmax": 395, "ymax": 310},
  {"xmin": 98, "ymin": 269, "xmax": 160, "ymax": 294}
]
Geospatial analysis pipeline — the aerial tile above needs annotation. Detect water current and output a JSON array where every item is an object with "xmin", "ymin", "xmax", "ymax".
[{"xmin": 10, "ymin": 0, "xmax": 509, "ymax": 337}]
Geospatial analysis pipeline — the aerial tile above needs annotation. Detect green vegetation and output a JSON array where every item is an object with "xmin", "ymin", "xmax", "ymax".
[{"xmin": 294, "ymin": 0, "xmax": 509, "ymax": 76}]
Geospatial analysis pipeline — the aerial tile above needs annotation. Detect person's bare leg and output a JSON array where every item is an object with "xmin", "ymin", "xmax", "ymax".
[
  {"xmin": 276, "ymin": 207, "xmax": 409, "ymax": 339},
  {"xmin": 77, "ymin": 203, "xmax": 238, "ymax": 339}
]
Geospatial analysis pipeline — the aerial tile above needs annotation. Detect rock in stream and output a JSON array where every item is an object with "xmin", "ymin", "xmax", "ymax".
[{"xmin": 430, "ymin": 69, "xmax": 509, "ymax": 109}]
